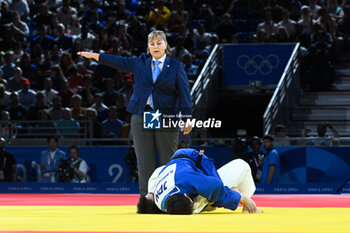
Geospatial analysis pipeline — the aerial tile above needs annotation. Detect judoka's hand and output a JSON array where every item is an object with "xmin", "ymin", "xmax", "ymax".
[{"xmin": 240, "ymin": 194, "xmax": 263, "ymax": 213}]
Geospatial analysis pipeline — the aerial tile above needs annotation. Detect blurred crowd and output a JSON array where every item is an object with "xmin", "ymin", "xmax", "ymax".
[{"xmin": 0, "ymin": 0, "xmax": 349, "ymax": 142}]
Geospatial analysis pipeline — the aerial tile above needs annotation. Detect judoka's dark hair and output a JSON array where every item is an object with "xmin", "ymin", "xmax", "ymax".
[
  {"xmin": 137, "ymin": 195, "xmax": 163, "ymax": 214},
  {"xmin": 165, "ymin": 193, "xmax": 193, "ymax": 215}
]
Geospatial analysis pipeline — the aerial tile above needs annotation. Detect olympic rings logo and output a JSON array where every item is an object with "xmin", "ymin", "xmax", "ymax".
[{"xmin": 236, "ymin": 54, "xmax": 280, "ymax": 75}]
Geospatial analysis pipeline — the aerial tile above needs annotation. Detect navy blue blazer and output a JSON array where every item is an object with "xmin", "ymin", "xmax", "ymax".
[{"xmin": 99, "ymin": 53, "xmax": 192, "ymax": 117}]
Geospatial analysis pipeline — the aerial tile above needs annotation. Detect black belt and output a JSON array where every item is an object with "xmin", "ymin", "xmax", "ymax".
[
  {"xmin": 170, "ymin": 150, "xmax": 205, "ymax": 169},
  {"xmin": 144, "ymin": 104, "xmax": 154, "ymax": 111}
]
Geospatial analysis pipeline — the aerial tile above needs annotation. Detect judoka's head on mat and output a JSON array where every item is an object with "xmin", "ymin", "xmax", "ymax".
[{"xmin": 137, "ymin": 193, "xmax": 193, "ymax": 214}]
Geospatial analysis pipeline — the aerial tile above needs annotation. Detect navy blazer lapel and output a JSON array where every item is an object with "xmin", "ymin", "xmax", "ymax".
[
  {"xmin": 146, "ymin": 56, "xmax": 153, "ymax": 83},
  {"xmin": 155, "ymin": 56, "xmax": 170, "ymax": 84}
]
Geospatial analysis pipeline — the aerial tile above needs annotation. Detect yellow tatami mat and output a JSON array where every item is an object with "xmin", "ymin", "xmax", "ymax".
[{"xmin": 0, "ymin": 206, "xmax": 349, "ymax": 233}]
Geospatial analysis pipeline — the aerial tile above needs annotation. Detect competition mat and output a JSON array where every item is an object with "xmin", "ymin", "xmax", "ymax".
[{"xmin": 0, "ymin": 194, "xmax": 349, "ymax": 233}]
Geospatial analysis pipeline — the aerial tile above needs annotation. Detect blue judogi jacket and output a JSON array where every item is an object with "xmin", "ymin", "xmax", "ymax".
[{"xmin": 154, "ymin": 148, "xmax": 241, "ymax": 212}]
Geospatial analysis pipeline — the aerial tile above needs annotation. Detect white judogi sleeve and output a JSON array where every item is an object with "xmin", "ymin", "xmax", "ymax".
[{"xmin": 148, "ymin": 166, "xmax": 165, "ymax": 194}]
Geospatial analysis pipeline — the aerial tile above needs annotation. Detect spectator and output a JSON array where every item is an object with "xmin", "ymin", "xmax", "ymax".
[
  {"xmin": 0, "ymin": 111, "xmax": 14, "ymax": 140},
  {"xmin": 328, "ymin": 0, "xmax": 344, "ymax": 22},
  {"xmin": 6, "ymin": 92, "xmax": 27, "ymax": 121},
  {"xmin": 58, "ymin": 80, "xmax": 75, "ymax": 108},
  {"xmin": 0, "ymin": 137, "xmax": 17, "ymax": 182},
  {"xmin": 297, "ymin": 6, "xmax": 315, "ymax": 36},
  {"xmin": 87, "ymin": 10, "xmax": 103, "ymax": 38},
  {"xmin": 193, "ymin": 23, "xmax": 212, "ymax": 56},
  {"xmin": 31, "ymin": 24, "xmax": 56, "ymax": 52},
  {"xmin": 273, "ymin": 124, "xmax": 291, "ymax": 146},
  {"xmin": 336, "ymin": 6, "xmax": 350, "ymax": 49},
  {"xmin": 59, "ymin": 52, "xmax": 75, "ymax": 76},
  {"xmin": 276, "ymin": 25, "xmax": 291, "ymax": 42},
  {"xmin": 301, "ymin": 123, "xmax": 340, "ymax": 146},
  {"xmin": 265, "ymin": 0, "xmax": 284, "ymax": 23},
  {"xmin": 241, "ymin": 137, "xmax": 265, "ymax": 183},
  {"xmin": 76, "ymin": 74, "xmax": 99, "ymax": 107},
  {"xmin": 90, "ymin": 92, "xmax": 109, "ymax": 122},
  {"xmin": 82, "ymin": 0, "xmax": 103, "ymax": 24},
  {"xmin": 8, "ymin": 67, "xmax": 24, "ymax": 92},
  {"xmin": 34, "ymin": 109, "xmax": 56, "ymax": 137},
  {"xmin": 56, "ymin": 0, "xmax": 77, "ymax": 26},
  {"xmin": 169, "ymin": 0, "xmax": 189, "ymax": 30},
  {"xmin": 12, "ymin": 42, "xmax": 24, "ymax": 64},
  {"xmin": 55, "ymin": 108, "xmax": 80, "ymax": 137},
  {"xmin": 70, "ymin": 94, "xmax": 86, "ymax": 121},
  {"xmin": 101, "ymin": 78, "xmax": 118, "ymax": 107},
  {"xmin": 6, "ymin": 11, "xmax": 29, "ymax": 42},
  {"xmin": 307, "ymin": 30, "xmax": 335, "ymax": 91},
  {"xmin": 32, "ymin": 4, "xmax": 53, "ymax": 28},
  {"xmin": 73, "ymin": 23, "xmax": 96, "ymax": 51},
  {"xmin": 182, "ymin": 53, "xmax": 199, "ymax": 81},
  {"xmin": 10, "ymin": 0, "xmax": 30, "ymax": 20},
  {"xmin": 124, "ymin": 146, "xmax": 138, "ymax": 182},
  {"xmin": 145, "ymin": 0, "xmax": 171, "ymax": 28},
  {"xmin": 1, "ymin": 52, "xmax": 15, "ymax": 80},
  {"xmin": 194, "ymin": 128, "xmax": 215, "ymax": 146},
  {"xmin": 27, "ymin": 92, "xmax": 48, "ymax": 121},
  {"xmin": 0, "ymin": 1, "xmax": 13, "ymax": 25},
  {"xmin": 118, "ymin": 75, "xmax": 134, "ymax": 107},
  {"xmin": 76, "ymin": 56, "xmax": 98, "ymax": 75},
  {"xmin": 106, "ymin": 37, "xmax": 123, "ymax": 55},
  {"xmin": 85, "ymin": 107, "xmax": 101, "ymax": 139},
  {"xmin": 278, "ymin": 10, "xmax": 296, "ymax": 40},
  {"xmin": 315, "ymin": 8, "xmax": 336, "ymax": 40},
  {"xmin": 39, "ymin": 136, "xmax": 66, "ymax": 183},
  {"xmin": 29, "ymin": 44, "xmax": 44, "ymax": 66},
  {"xmin": 289, "ymin": 0, "xmax": 302, "ymax": 21},
  {"xmin": 50, "ymin": 65, "xmax": 66, "ymax": 92},
  {"xmin": 257, "ymin": 10, "xmax": 278, "ymax": 40},
  {"xmin": 48, "ymin": 96, "xmax": 64, "ymax": 121},
  {"xmin": 19, "ymin": 53, "xmax": 38, "ymax": 86},
  {"xmin": 308, "ymin": 0, "xmax": 322, "ymax": 20},
  {"xmin": 41, "ymin": 77, "xmax": 58, "ymax": 105},
  {"xmin": 261, "ymin": 135, "xmax": 280, "ymax": 184},
  {"xmin": 178, "ymin": 140, "xmax": 189, "ymax": 149},
  {"xmin": 205, "ymin": 34, "xmax": 220, "ymax": 53},
  {"xmin": 67, "ymin": 65, "xmax": 84, "ymax": 91},
  {"xmin": 69, "ymin": 145, "xmax": 89, "ymax": 183},
  {"xmin": 0, "ymin": 84, "xmax": 11, "ymax": 111},
  {"xmin": 170, "ymin": 35, "xmax": 192, "ymax": 62},
  {"xmin": 55, "ymin": 23, "xmax": 73, "ymax": 52},
  {"xmin": 101, "ymin": 105, "xmax": 123, "ymax": 138},
  {"xmin": 17, "ymin": 78, "xmax": 36, "ymax": 109},
  {"xmin": 67, "ymin": 14, "xmax": 81, "ymax": 36},
  {"xmin": 216, "ymin": 13, "xmax": 236, "ymax": 43}
]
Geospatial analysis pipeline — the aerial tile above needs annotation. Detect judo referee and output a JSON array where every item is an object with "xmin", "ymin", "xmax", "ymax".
[{"xmin": 137, "ymin": 148, "xmax": 263, "ymax": 214}]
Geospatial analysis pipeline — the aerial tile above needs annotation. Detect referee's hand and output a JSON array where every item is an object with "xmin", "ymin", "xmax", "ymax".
[{"xmin": 77, "ymin": 51, "xmax": 100, "ymax": 61}]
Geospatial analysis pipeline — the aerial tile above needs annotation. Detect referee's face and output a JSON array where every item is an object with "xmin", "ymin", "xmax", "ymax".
[{"xmin": 148, "ymin": 37, "xmax": 167, "ymax": 60}]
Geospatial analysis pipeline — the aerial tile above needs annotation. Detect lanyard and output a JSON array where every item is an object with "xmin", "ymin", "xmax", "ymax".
[
  {"xmin": 253, "ymin": 156, "xmax": 259, "ymax": 168},
  {"xmin": 47, "ymin": 155, "xmax": 56, "ymax": 166}
]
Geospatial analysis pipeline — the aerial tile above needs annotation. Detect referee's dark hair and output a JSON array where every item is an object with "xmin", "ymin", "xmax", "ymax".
[
  {"xmin": 165, "ymin": 193, "xmax": 193, "ymax": 215},
  {"xmin": 137, "ymin": 195, "xmax": 162, "ymax": 214}
]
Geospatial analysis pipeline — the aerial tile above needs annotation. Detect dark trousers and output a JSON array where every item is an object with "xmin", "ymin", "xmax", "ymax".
[{"xmin": 130, "ymin": 114, "xmax": 179, "ymax": 195}]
